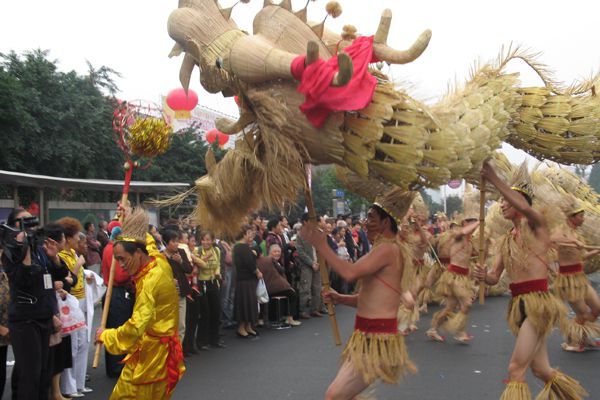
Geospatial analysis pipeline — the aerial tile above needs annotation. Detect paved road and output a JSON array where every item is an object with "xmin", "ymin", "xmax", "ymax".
[{"xmin": 78, "ymin": 286, "xmax": 600, "ymax": 400}]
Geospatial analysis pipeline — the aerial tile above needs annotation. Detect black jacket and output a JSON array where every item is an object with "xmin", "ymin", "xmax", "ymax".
[{"xmin": 1, "ymin": 246, "xmax": 57, "ymax": 322}]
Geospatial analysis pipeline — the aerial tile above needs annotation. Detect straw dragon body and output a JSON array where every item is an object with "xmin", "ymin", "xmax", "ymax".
[{"xmin": 167, "ymin": 0, "xmax": 600, "ymax": 231}]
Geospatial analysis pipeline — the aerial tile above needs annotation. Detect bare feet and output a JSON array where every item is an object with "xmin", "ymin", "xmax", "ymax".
[
  {"xmin": 426, "ymin": 329, "xmax": 445, "ymax": 342},
  {"xmin": 454, "ymin": 333, "xmax": 473, "ymax": 344}
]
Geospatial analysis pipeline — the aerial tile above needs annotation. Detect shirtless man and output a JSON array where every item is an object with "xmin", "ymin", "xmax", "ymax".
[
  {"xmin": 302, "ymin": 200, "xmax": 416, "ymax": 400},
  {"xmin": 418, "ymin": 221, "xmax": 459, "ymax": 314},
  {"xmin": 407, "ymin": 212, "xmax": 432, "ymax": 297},
  {"xmin": 550, "ymin": 200, "xmax": 600, "ymax": 352},
  {"xmin": 474, "ymin": 161, "xmax": 587, "ymax": 400},
  {"xmin": 426, "ymin": 218, "xmax": 478, "ymax": 343}
]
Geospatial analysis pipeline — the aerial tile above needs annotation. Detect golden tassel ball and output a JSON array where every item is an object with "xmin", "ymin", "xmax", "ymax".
[
  {"xmin": 326, "ymin": 1, "xmax": 342, "ymax": 18},
  {"xmin": 127, "ymin": 117, "xmax": 172, "ymax": 158}
]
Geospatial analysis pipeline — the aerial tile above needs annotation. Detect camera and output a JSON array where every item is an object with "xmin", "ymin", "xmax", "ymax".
[{"xmin": 0, "ymin": 216, "xmax": 46, "ymax": 264}]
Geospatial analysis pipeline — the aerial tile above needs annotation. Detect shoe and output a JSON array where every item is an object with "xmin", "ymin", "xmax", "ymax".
[
  {"xmin": 66, "ymin": 393, "xmax": 84, "ymax": 398},
  {"xmin": 287, "ymin": 319, "xmax": 302, "ymax": 326},
  {"xmin": 80, "ymin": 388, "xmax": 93, "ymax": 394},
  {"xmin": 236, "ymin": 332, "xmax": 251, "ymax": 339},
  {"xmin": 198, "ymin": 345, "xmax": 210, "ymax": 351},
  {"xmin": 256, "ymin": 319, "xmax": 265, "ymax": 327},
  {"xmin": 209, "ymin": 343, "xmax": 227, "ymax": 349},
  {"xmin": 310, "ymin": 311, "xmax": 323, "ymax": 317},
  {"xmin": 247, "ymin": 330, "xmax": 259, "ymax": 336},
  {"xmin": 299, "ymin": 312, "xmax": 311, "ymax": 319},
  {"xmin": 426, "ymin": 329, "xmax": 445, "ymax": 342}
]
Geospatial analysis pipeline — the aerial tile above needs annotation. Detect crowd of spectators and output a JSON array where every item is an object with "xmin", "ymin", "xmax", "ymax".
[{"xmin": 0, "ymin": 206, "xmax": 376, "ymax": 400}]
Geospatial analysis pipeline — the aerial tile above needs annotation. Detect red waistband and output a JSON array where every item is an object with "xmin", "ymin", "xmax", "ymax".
[
  {"xmin": 439, "ymin": 257, "xmax": 450, "ymax": 264},
  {"xmin": 448, "ymin": 264, "xmax": 469, "ymax": 276},
  {"xmin": 354, "ymin": 315, "xmax": 398, "ymax": 334},
  {"xmin": 414, "ymin": 259, "xmax": 425, "ymax": 266},
  {"xmin": 509, "ymin": 279, "xmax": 548, "ymax": 297},
  {"xmin": 559, "ymin": 263, "xmax": 583, "ymax": 274}
]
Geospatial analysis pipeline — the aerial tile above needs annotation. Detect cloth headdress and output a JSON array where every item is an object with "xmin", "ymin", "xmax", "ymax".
[{"xmin": 116, "ymin": 207, "xmax": 149, "ymax": 244}]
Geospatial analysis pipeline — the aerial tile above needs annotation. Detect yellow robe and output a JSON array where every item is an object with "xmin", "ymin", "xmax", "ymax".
[{"xmin": 100, "ymin": 256, "xmax": 185, "ymax": 399}]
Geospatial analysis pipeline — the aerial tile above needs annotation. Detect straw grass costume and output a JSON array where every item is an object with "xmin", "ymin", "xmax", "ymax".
[
  {"xmin": 551, "ymin": 195, "xmax": 600, "ymax": 348},
  {"xmin": 352, "ymin": 190, "xmax": 418, "ymax": 386},
  {"xmin": 99, "ymin": 209, "xmax": 185, "ymax": 399},
  {"xmin": 493, "ymin": 168, "xmax": 586, "ymax": 400}
]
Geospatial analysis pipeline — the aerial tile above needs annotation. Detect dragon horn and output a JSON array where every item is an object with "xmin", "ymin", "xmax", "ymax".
[
  {"xmin": 179, "ymin": 53, "xmax": 196, "ymax": 93},
  {"xmin": 372, "ymin": 9, "xmax": 432, "ymax": 65}
]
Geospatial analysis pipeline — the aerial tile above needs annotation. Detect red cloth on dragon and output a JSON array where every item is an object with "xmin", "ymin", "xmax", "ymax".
[{"xmin": 291, "ymin": 36, "xmax": 378, "ymax": 128}]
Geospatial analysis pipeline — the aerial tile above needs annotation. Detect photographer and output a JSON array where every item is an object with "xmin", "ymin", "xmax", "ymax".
[{"xmin": 0, "ymin": 208, "xmax": 58, "ymax": 400}]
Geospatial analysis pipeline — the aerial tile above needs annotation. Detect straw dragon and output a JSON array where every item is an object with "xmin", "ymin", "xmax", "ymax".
[{"xmin": 167, "ymin": 0, "xmax": 600, "ymax": 232}]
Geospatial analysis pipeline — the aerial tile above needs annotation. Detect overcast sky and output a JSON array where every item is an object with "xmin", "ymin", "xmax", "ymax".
[{"xmin": 2, "ymin": 0, "xmax": 599, "ymax": 196}]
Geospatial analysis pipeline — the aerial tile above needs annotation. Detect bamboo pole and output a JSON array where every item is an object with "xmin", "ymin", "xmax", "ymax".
[
  {"xmin": 93, "ymin": 163, "xmax": 133, "ymax": 368},
  {"xmin": 478, "ymin": 177, "xmax": 486, "ymax": 305},
  {"xmin": 555, "ymin": 242, "xmax": 600, "ymax": 251},
  {"xmin": 303, "ymin": 174, "xmax": 342, "ymax": 346}
]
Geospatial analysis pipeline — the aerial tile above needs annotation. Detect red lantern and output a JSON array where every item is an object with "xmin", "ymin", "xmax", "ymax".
[
  {"xmin": 217, "ymin": 131, "xmax": 229, "ymax": 147},
  {"xmin": 206, "ymin": 128, "xmax": 218, "ymax": 144},
  {"xmin": 166, "ymin": 88, "xmax": 198, "ymax": 119},
  {"xmin": 206, "ymin": 129, "xmax": 229, "ymax": 148}
]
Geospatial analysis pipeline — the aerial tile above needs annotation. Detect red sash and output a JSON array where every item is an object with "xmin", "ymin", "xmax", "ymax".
[
  {"xmin": 354, "ymin": 315, "xmax": 398, "ymax": 334},
  {"xmin": 559, "ymin": 263, "xmax": 583, "ymax": 275},
  {"xmin": 146, "ymin": 332, "xmax": 184, "ymax": 395},
  {"xmin": 448, "ymin": 264, "xmax": 469, "ymax": 276},
  {"xmin": 509, "ymin": 279, "xmax": 548, "ymax": 297}
]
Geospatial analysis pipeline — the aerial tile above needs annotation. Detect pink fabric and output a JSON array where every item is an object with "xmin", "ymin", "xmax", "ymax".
[{"xmin": 291, "ymin": 36, "xmax": 378, "ymax": 128}]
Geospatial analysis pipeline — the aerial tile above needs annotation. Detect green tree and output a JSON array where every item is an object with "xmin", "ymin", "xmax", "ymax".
[
  {"xmin": 588, "ymin": 163, "xmax": 600, "ymax": 193},
  {"xmin": 446, "ymin": 195, "xmax": 463, "ymax": 219}
]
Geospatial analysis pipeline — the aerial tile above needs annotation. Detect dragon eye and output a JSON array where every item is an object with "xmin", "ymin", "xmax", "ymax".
[{"xmin": 215, "ymin": 57, "xmax": 223, "ymax": 69}]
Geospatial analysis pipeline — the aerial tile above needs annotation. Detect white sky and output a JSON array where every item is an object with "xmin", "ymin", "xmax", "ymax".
[{"xmin": 2, "ymin": 0, "xmax": 599, "ymax": 197}]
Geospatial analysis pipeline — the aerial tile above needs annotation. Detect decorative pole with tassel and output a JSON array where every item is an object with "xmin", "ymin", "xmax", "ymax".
[{"xmin": 93, "ymin": 101, "xmax": 172, "ymax": 368}]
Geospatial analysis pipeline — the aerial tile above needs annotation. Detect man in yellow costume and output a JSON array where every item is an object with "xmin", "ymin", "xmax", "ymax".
[{"xmin": 96, "ymin": 208, "xmax": 185, "ymax": 399}]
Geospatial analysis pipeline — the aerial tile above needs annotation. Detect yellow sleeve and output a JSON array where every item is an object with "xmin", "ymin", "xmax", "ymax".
[{"xmin": 101, "ymin": 281, "xmax": 156, "ymax": 355}]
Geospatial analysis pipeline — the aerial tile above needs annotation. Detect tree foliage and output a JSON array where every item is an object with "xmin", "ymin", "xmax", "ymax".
[
  {"xmin": 588, "ymin": 163, "xmax": 600, "ymax": 194},
  {"xmin": 0, "ymin": 49, "xmax": 220, "ymax": 203}
]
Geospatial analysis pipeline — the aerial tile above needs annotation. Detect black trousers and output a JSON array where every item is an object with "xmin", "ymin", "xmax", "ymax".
[
  {"xmin": 183, "ymin": 293, "xmax": 201, "ymax": 353},
  {"xmin": 103, "ymin": 287, "xmax": 134, "ymax": 378},
  {"xmin": 10, "ymin": 318, "xmax": 52, "ymax": 400},
  {"xmin": 197, "ymin": 280, "xmax": 222, "ymax": 347},
  {"xmin": 0, "ymin": 345, "xmax": 7, "ymax": 399}
]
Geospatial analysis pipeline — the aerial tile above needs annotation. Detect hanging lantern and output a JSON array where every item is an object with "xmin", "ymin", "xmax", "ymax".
[
  {"xmin": 206, "ymin": 128, "xmax": 218, "ymax": 145},
  {"xmin": 166, "ymin": 88, "xmax": 198, "ymax": 119},
  {"xmin": 217, "ymin": 131, "xmax": 229, "ymax": 147}
]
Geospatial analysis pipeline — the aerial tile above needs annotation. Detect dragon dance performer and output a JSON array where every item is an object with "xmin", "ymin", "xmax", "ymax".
[
  {"xmin": 426, "ymin": 216, "xmax": 478, "ymax": 343},
  {"xmin": 302, "ymin": 190, "xmax": 417, "ymax": 399},
  {"xmin": 475, "ymin": 161, "xmax": 587, "ymax": 400},
  {"xmin": 95, "ymin": 208, "xmax": 185, "ymax": 399},
  {"xmin": 550, "ymin": 196, "xmax": 600, "ymax": 352},
  {"xmin": 418, "ymin": 221, "xmax": 458, "ymax": 314}
]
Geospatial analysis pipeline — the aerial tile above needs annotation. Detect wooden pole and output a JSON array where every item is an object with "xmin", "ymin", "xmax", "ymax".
[
  {"xmin": 303, "ymin": 173, "xmax": 341, "ymax": 346},
  {"xmin": 93, "ymin": 164, "xmax": 133, "ymax": 368},
  {"xmin": 478, "ymin": 177, "xmax": 486, "ymax": 305}
]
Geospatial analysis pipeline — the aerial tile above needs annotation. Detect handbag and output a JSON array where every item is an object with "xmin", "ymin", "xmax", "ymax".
[
  {"xmin": 57, "ymin": 292, "xmax": 86, "ymax": 336},
  {"xmin": 256, "ymin": 278, "xmax": 269, "ymax": 304}
]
